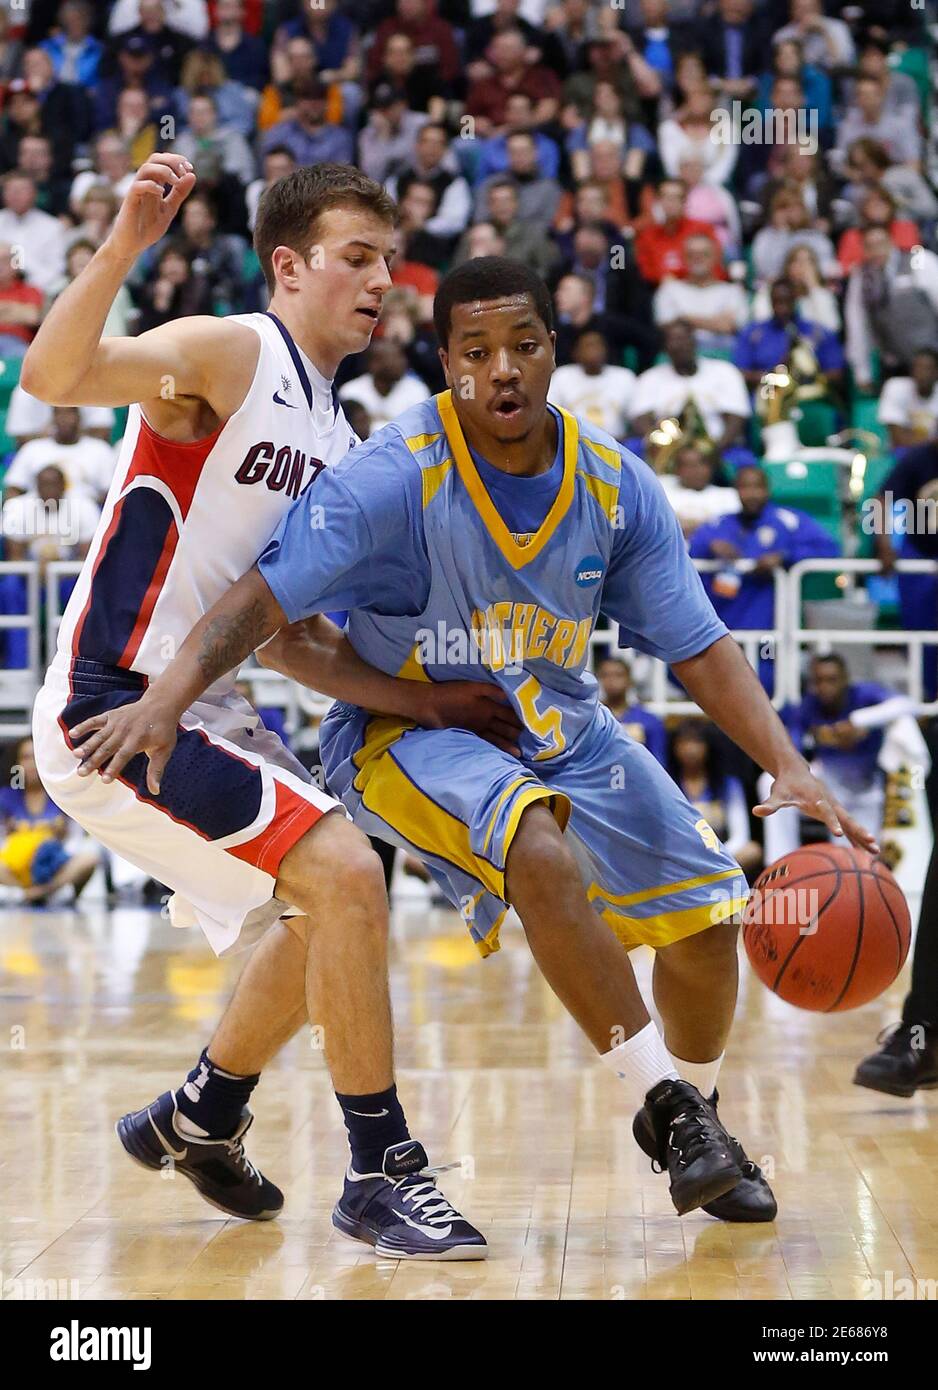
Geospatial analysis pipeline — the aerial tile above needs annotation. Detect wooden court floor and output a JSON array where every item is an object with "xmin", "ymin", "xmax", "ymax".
[{"xmin": 1, "ymin": 898, "xmax": 937, "ymax": 1301}]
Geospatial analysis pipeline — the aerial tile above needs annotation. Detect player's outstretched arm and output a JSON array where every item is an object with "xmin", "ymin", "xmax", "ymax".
[
  {"xmin": 21, "ymin": 154, "xmax": 252, "ymax": 420},
  {"xmin": 672, "ymin": 634, "xmax": 880, "ymax": 854},
  {"xmin": 69, "ymin": 567, "xmax": 287, "ymax": 794},
  {"xmin": 257, "ymin": 616, "xmax": 523, "ymax": 755}
]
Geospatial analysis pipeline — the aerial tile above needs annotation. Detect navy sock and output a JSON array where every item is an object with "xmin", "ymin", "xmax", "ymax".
[
  {"xmin": 335, "ymin": 1084, "xmax": 410, "ymax": 1174},
  {"xmin": 174, "ymin": 1048, "xmax": 258, "ymax": 1138}
]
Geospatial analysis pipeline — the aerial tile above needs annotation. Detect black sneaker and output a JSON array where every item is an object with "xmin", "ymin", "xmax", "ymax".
[
  {"xmin": 853, "ymin": 1022, "xmax": 938, "ymax": 1098},
  {"xmin": 116, "ymin": 1090, "xmax": 283, "ymax": 1221},
  {"xmin": 632, "ymin": 1079, "xmax": 742, "ymax": 1216},
  {"xmin": 332, "ymin": 1140, "xmax": 487, "ymax": 1260},
  {"xmin": 633, "ymin": 1086, "xmax": 777, "ymax": 1222}
]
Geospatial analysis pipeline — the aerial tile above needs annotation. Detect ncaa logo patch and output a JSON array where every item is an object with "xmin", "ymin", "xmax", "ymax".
[{"xmin": 575, "ymin": 554, "xmax": 604, "ymax": 588}]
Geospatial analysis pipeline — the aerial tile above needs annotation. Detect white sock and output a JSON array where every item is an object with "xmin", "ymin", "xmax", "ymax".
[
  {"xmin": 674, "ymin": 1052, "xmax": 725, "ymax": 1101},
  {"xmin": 600, "ymin": 1021, "xmax": 680, "ymax": 1105}
]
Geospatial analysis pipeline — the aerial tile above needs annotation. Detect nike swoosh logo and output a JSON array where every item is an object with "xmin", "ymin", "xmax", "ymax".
[
  {"xmin": 148, "ymin": 1111, "xmax": 187, "ymax": 1160},
  {"xmin": 392, "ymin": 1209, "xmax": 453, "ymax": 1240},
  {"xmin": 348, "ymin": 1108, "xmax": 389, "ymax": 1117},
  {"xmin": 272, "ymin": 391, "xmax": 297, "ymax": 407}
]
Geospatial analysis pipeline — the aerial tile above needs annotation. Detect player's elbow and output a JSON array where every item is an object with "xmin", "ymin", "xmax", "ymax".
[{"xmin": 20, "ymin": 349, "xmax": 74, "ymax": 404}]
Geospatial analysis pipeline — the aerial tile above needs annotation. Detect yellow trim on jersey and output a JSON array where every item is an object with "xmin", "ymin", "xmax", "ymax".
[
  {"xmin": 421, "ymin": 457, "xmax": 453, "ymax": 509},
  {"xmin": 435, "ymin": 391, "xmax": 579, "ymax": 570},
  {"xmin": 478, "ymin": 907, "xmax": 508, "ymax": 959},
  {"xmin": 576, "ymin": 469, "xmax": 619, "ymax": 525},
  {"xmin": 582, "ymin": 437, "xmax": 622, "ymax": 473},
  {"xmin": 351, "ymin": 715, "xmax": 413, "ymax": 793},
  {"xmin": 595, "ymin": 894, "xmax": 749, "ymax": 952},
  {"xmin": 481, "ymin": 776, "xmax": 536, "ymax": 856},
  {"xmin": 405, "ymin": 431, "xmax": 443, "ymax": 453},
  {"xmin": 396, "ymin": 643, "xmax": 432, "ymax": 683},
  {"xmin": 587, "ymin": 865, "xmax": 745, "ymax": 912}
]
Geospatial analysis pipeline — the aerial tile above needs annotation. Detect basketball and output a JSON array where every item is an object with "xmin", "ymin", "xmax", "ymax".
[{"xmin": 742, "ymin": 845, "xmax": 912, "ymax": 1013}]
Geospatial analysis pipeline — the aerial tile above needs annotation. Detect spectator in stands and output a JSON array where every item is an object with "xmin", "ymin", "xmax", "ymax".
[
  {"xmin": 554, "ymin": 143, "xmax": 637, "ymax": 241},
  {"xmin": 112, "ymin": 0, "xmax": 195, "ymax": 85},
  {"xmin": 3, "ymin": 406, "xmax": 115, "ymax": 504},
  {"xmin": 465, "ymin": 27, "xmax": 562, "ymax": 138},
  {"xmin": 467, "ymin": 0, "xmax": 555, "ymax": 73},
  {"xmin": 55, "ymin": 239, "xmax": 134, "ymax": 337},
  {"xmin": 678, "ymin": 154, "xmax": 741, "ymax": 254},
  {"xmin": 339, "ymin": 338, "xmax": 430, "ymax": 434},
  {"xmin": 699, "ymin": 0, "xmax": 763, "ymax": 103},
  {"xmin": 0, "ymin": 172, "xmax": 65, "ymax": 295},
  {"xmin": 2, "ymin": 463, "xmax": 99, "ymax": 571},
  {"xmin": 835, "ymin": 74, "xmax": 922, "ymax": 174},
  {"xmin": 785, "ymin": 652, "xmax": 917, "ymax": 841},
  {"xmin": 755, "ymin": 36, "xmax": 832, "ymax": 143},
  {"xmin": 275, "ymin": 0, "xmax": 360, "ymax": 88},
  {"xmin": 734, "ymin": 276, "xmax": 845, "ymax": 394},
  {"xmin": 771, "ymin": 0, "xmax": 855, "ymax": 71},
  {"xmin": 538, "ymin": 0, "xmax": 593, "ymax": 79},
  {"xmin": 659, "ymin": 442, "xmax": 740, "ymax": 539},
  {"xmin": 390, "ymin": 178, "xmax": 449, "ymax": 276},
  {"xmin": 630, "ymin": 320, "xmax": 752, "ymax": 467},
  {"xmin": 654, "ymin": 233, "xmax": 747, "ymax": 355},
  {"xmin": 562, "ymin": 23, "xmax": 654, "ymax": 125},
  {"xmin": 69, "ymin": 133, "xmax": 135, "ymax": 215},
  {"xmin": 757, "ymin": 145, "xmax": 837, "ymax": 237},
  {"xmin": 845, "ymin": 226, "xmax": 938, "ymax": 393},
  {"xmin": 357, "ymin": 84, "xmax": 426, "ymax": 187},
  {"xmin": 245, "ymin": 145, "xmax": 295, "ymax": 233},
  {"xmin": 114, "ymin": 86, "xmax": 160, "ymax": 168},
  {"xmin": 843, "ymin": 137, "xmax": 938, "ymax": 229},
  {"xmin": 473, "ymin": 92, "xmax": 560, "ymax": 186},
  {"xmin": 750, "ymin": 187, "xmax": 838, "ymax": 287},
  {"xmin": 565, "ymin": 80, "xmax": 654, "ymax": 185},
  {"xmin": 368, "ymin": 30, "xmax": 449, "ymax": 119},
  {"xmin": 66, "ymin": 186, "xmax": 119, "ymax": 251},
  {"xmin": 15, "ymin": 125, "xmax": 67, "ymax": 214},
  {"xmin": 625, "ymin": 0, "xmax": 699, "ymax": 87},
  {"xmin": 669, "ymin": 720, "xmax": 762, "ymax": 877},
  {"xmin": 689, "ymin": 464, "xmax": 840, "ymax": 692},
  {"xmin": 173, "ymin": 89, "xmax": 255, "ymax": 185},
  {"xmin": 596, "ymin": 654, "xmax": 666, "ymax": 766},
  {"xmin": 134, "ymin": 240, "xmax": 213, "ymax": 331},
  {"xmin": 208, "ymin": 0, "xmax": 267, "ymax": 92},
  {"xmin": 470, "ymin": 177, "xmax": 559, "ymax": 282},
  {"xmin": 658, "ymin": 81, "xmax": 738, "ymax": 188},
  {"xmin": 0, "ymin": 9, "xmax": 23, "ymax": 83},
  {"xmin": 257, "ymin": 35, "xmax": 329, "ymax": 131},
  {"xmin": 174, "ymin": 46, "xmax": 257, "ymax": 140},
  {"xmin": 634, "ymin": 177, "xmax": 721, "ymax": 287},
  {"xmin": 179, "ymin": 188, "xmax": 254, "ymax": 312},
  {"xmin": 386, "ymin": 123, "xmax": 472, "ymax": 247},
  {"xmin": 836, "ymin": 187, "xmax": 921, "ymax": 278},
  {"xmin": 366, "ymin": 0, "xmax": 460, "ymax": 95},
  {"xmin": 452, "ymin": 218, "xmax": 506, "ymax": 267},
  {"xmin": 375, "ymin": 285, "xmax": 444, "ymax": 393},
  {"xmin": 19, "ymin": 44, "xmax": 93, "ymax": 166},
  {"xmin": 0, "ymin": 242, "xmax": 43, "ymax": 359},
  {"xmin": 874, "ymin": 439, "xmax": 938, "ymax": 700},
  {"xmin": 259, "ymin": 76, "xmax": 353, "ymax": 167},
  {"xmin": 0, "ymin": 736, "xmax": 98, "ymax": 905},
  {"xmin": 548, "ymin": 328, "xmax": 635, "ymax": 441},
  {"xmin": 847, "ymin": 36, "xmax": 920, "ymax": 123},
  {"xmin": 474, "ymin": 129, "xmax": 562, "ymax": 231},
  {"xmin": 750, "ymin": 243, "xmax": 841, "ymax": 332},
  {"xmin": 878, "ymin": 349, "xmax": 938, "ymax": 451},
  {"xmin": 95, "ymin": 33, "xmax": 175, "ymax": 132},
  {"xmin": 41, "ymin": 1, "xmax": 103, "ymax": 87},
  {"xmin": 5, "ymin": 381, "xmax": 113, "ymax": 447}
]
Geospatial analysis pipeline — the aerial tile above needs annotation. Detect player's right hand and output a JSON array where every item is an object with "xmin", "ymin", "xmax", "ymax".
[
  {"xmin": 417, "ymin": 681, "xmax": 524, "ymax": 758},
  {"xmin": 69, "ymin": 694, "xmax": 180, "ymax": 795},
  {"xmin": 106, "ymin": 154, "xmax": 197, "ymax": 262}
]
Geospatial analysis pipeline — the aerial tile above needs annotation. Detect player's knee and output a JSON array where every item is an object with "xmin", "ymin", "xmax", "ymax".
[
  {"xmin": 277, "ymin": 813, "xmax": 386, "ymax": 920},
  {"xmin": 666, "ymin": 917, "xmax": 739, "ymax": 972},
  {"xmin": 506, "ymin": 803, "xmax": 578, "ymax": 905}
]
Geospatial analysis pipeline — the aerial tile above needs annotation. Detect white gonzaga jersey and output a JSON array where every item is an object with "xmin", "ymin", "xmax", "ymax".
[{"xmin": 51, "ymin": 311, "xmax": 358, "ymax": 713}]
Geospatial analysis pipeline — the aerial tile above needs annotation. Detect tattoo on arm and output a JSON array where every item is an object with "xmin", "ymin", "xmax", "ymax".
[{"xmin": 197, "ymin": 597, "xmax": 273, "ymax": 685}]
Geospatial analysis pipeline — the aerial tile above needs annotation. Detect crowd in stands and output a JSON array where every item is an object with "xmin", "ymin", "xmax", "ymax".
[{"xmin": 0, "ymin": 0, "xmax": 935, "ymax": 900}]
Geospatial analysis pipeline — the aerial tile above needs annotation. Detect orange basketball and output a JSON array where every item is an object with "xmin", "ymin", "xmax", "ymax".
[{"xmin": 742, "ymin": 845, "xmax": 911, "ymax": 1012}]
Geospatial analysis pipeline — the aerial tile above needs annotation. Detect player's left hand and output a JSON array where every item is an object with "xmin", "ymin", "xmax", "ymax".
[
  {"xmin": 754, "ymin": 759, "xmax": 880, "ymax": 855},
  {"xmin": 416, "ymin": 681, "xmax": 524, "ymax": 757}
]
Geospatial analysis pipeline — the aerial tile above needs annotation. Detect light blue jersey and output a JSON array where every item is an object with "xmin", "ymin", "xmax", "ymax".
[{"xmin": 258, "ymin": 391, "xmax": 748, "ymax": 955}]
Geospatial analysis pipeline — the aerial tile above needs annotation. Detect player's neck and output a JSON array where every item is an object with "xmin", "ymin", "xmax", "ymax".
[
  {"xmin": 461, "ymin": 409, "xmax": 557, "ymax": 477},
  {"xmin": 268, "ymin": 297, "xmax": 339, "ymax": 382}
]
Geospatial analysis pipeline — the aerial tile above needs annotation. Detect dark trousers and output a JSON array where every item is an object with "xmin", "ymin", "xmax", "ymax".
[{"xmin": 902, "ymin": 838, "xmax": 938, "ymax": 1029}]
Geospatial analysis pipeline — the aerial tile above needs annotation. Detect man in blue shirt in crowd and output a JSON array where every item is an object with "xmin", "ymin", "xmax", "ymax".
[
  {"xmin": 596, "ymin": 655, "xmax": 667, "ymax": 766},
  {"xmin": 690, "ymin": 465, "xmax": 840, "ymax": 692},
  {"xmin": 734, "ymin": 278, "xmax": 845, "ymax": 394}
]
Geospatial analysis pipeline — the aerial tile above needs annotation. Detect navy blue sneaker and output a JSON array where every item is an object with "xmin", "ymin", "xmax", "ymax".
[
  {"xmin": 332, "ymin": 1140, "xmax": 487, "ymax": 1260},
  {"xmin": 116, "ymin": 1090, "xmax": 283, "ymax": 1221}
]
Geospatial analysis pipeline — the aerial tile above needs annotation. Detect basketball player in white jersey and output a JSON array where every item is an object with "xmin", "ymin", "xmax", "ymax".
[{"xmin": 26, "ymin": 153, "xmax": 516, "ymax": 1259}]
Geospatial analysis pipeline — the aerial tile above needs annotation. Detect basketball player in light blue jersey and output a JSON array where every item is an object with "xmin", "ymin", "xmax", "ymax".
[{"xmin": 75, "ymin": 259, "xmax": 878, "ymax": 1231}]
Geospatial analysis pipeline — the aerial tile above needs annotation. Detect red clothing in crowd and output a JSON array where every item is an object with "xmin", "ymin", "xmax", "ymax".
[
  {"xmin": 366, "ymin": 6, "xmax": 461, "ymax": 85},
  {"xmin": 837, "ymin": 219, "xmax": 920, "ymax": 275},
  {"xmin": 0, "ymin": 281, "xmax": 43, "ymax": 344},
  {"xmin": 464, "ymin": 65, "xmax": 563, "ymax": 129},
  {"xmin": 634, "ymin": 216, "xmax": 722, "ymax": 285}
]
